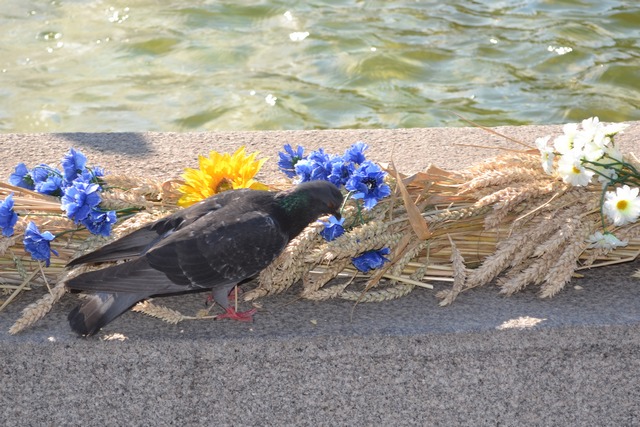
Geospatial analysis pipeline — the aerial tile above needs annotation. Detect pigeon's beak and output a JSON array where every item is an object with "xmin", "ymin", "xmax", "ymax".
[{"xmin": 331, "ymin": 202, "xmax": 342, "ymax": 219}]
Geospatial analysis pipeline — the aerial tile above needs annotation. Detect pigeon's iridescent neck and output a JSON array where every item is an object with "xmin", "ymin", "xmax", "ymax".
[
  {"xmin": 278, "ymin": 191, "xmax": 308, "ymax": 214},
  {"xmin": 276, "ymin": 192, "xmax": 317, "ymax": 240}
]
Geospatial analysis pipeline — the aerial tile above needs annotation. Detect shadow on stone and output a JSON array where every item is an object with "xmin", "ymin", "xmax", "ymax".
[{"xmin": 59, "ymin": 132, "xmax": 153, "ymax": 156}]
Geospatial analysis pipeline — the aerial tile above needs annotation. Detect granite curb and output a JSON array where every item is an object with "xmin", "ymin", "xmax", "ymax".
[{"xmin": 1, "ymin": 124, "xmax": 639, "ymax": 425}]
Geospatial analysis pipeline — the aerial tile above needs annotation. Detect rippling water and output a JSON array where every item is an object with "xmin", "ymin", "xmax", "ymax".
[{"xmin": 1, "ymin": 0, "xmax": 639, "ymax": 132}]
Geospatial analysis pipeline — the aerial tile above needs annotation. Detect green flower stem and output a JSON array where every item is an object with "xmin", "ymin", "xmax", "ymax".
[
  {"xmin": 111, "ymin": 206, "xmax": 144, "ymax": 216},
  {"xmin": 581, "ymin": 154, "xmax": 640, "ymax": 236},
  {"xmin": 598, "ymin": 185, "xmax": 608, "ymax": 233},
  {"xmin": 340, "ymin": 190, "xmax": 353, "ymax": 216}
]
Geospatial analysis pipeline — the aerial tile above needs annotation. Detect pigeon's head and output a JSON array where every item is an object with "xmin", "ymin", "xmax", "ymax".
[
  {"xmin": 302, "ymin": 180, "xmax": 343, "ymax": 219},
  {"xmin": 277, "ymin": 181, "xmax": 344, "ymax": 239}
]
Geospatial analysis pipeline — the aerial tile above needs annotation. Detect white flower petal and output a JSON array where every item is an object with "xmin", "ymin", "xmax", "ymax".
[
  {"xmin": 586, "ymin": 231, "xmax": 628, "ymax": 249},
  {"xmin": 557, "ymin": 151, "xmax": 594, "ymax": 186},
  {"xmin": 603, "ymin": 185, "xmax": 640, "ymax": 226},
  {"xmin": 535, "ymin": 136, "xmax": 554, "ymax": 174},
  {"xmin": 602, "ymin": 122, "xmax": 629, "ymax": 136}
]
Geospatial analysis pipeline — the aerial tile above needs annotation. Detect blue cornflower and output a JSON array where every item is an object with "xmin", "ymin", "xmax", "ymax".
[
  {"xmin": 26, "ymin": 164, "xmax": 64, "ymax": 196},
  {"xmin": 0, "ymin": 193, "xmax": 19, "ymax": 237},
  {"xmin": 61, "ymin": 148, "xmax": 88, "ymax": 183},
  {"xmin": 34, "ymin": 174, "xmax": 64, "ymax": 197},
  {"xmin": 61, "ymin": 181, "xmax": 102, "ymax": 222},
  {"xmin": 293, "ymin": 159, "xmax": 314, "ymax": 182},
  {"xmin": 352, "ymin": 247, "xmax": 390, "ymax": 273},
  {"xmin": 307, "ymin": 149, "xmax": 333, "ymax": 181},
  {"xmin": 9, "ymin": 163, "xmax": 35, "ymax": 190},
  {"xmin": 87, "ymin": 166, "xmax": 105, "ymax": 182},
  {"xmin": 29, "ymin": 164, "xmax": 54, "ymax": 185},
  {"xmin": 319, "ymin": 215, "xmax": 345, "ymax": 241},
  {"xmin": 327, "ymin": 157, "xmax": 355, "ymax": 187},
  {"xmin": 74, "ymin": 166, "xmax": 105, "ymax": 186},
  {"xmin": 345, "ymin": 160, "xmax": 391, "ymax": 210},
  {"xmin": 82, "ymin": 209, "xmax": 117, "ymax": 236},
  {"xmin": 278, "ymin": 144, "xmax": 306, "ymax": 178},
  {"xmin": 23, "ymin": 221, "xmax": 58, "ymax": 267},
  {"xmin": 344, "ymin": 141, "xmax": 368, "ymax": 164},
  {"xmin": 295, "ymin": 148, "xmax": 333, "ymax": 182}
]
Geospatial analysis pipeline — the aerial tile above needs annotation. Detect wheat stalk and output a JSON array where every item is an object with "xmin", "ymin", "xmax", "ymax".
[
  {"xmin": 131, "ymin": 300, "xmax": 187, "ymax": 324},
  {"xmin": 8, "ymin": 280, "xmax": 66, "ymax": 334},
  {"xmin": 438, "ymin": 235, "xmax": 468, "ymax": 306}
]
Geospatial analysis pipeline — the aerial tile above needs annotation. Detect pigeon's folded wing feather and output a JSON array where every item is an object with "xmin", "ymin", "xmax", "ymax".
[
  {"xmin": 147, "ymin": 210, "xmax": 289, "ymax": 289},
  {"xmin": 65, "ymin": 257, "xmax": 187, "ymax": 294},
  {"xmin": 66, "ymin": 192, "xmax": 240, "ymax": 267},
  {"xmin": 67, "ymin": 210, "xmax": 288, "ymax": 295}
]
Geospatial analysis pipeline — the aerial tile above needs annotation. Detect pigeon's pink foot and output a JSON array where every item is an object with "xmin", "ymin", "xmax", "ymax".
[{"xmin": 215, "ymin": 306, "xmax": 257, "ymax": 322}]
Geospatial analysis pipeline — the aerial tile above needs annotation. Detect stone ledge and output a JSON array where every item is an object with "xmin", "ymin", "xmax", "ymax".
[{"xmin": 1, "ymin": 124, "xmax": 639, "ymax": 425}]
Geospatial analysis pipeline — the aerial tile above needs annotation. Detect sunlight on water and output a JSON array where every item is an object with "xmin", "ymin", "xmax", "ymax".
[{"xmin": 0, "ymin": 0, "xmax": 639, "ymax": 133}]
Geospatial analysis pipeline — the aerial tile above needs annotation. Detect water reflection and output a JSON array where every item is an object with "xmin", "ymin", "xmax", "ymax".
[{"xmin": 0, "ymin": 0, "xmax": 638, "ymax": 133}]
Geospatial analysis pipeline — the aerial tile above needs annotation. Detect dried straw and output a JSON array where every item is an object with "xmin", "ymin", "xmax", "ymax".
[{"xmin": 5, "ymin": 147, "xmax": 640, "ymax": 334}]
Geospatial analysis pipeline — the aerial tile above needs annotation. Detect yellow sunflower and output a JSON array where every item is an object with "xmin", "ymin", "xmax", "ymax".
[{"xmin": 177, "ymin": 146, "xmax": 268, "ymax": 207}]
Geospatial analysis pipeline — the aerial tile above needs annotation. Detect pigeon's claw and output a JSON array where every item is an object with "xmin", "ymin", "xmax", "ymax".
[{"xmin": 215, "ymin": 306, "xmax": 257, "ymax": 322}]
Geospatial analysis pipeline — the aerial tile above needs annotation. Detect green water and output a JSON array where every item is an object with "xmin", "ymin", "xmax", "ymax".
[{"xmin": 1, "ymin": 0, "xmax": 639, "ymax": 132}]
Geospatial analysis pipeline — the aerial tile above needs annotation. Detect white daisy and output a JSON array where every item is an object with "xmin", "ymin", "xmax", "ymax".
[
  {"xmin": 586, "ymin": 231, "xmax": 628, "ymax": 250},
  {"xmin": 553, "ymin": 122, "xmax": 579, "ymax": 154},
  {"xmin": 535, "ymin": 136, "xmax": 554, "ymax": 174},
  {"xmin": 581, "ymin": 136, "xmax": 606, "ymax": 163},
  {"xmin": 603, "ymin": 185, "xmax": 640, "ymax": 226},
  {"xmin": 602, "ymin": 122, "xmax": 629, "ymax": 136},
  {"xmin": 557, "ymin": 151, "xmax": 594, "ymax": 186},
  {"xmin": 581, "ymin": 116, "xmax": 601, "ymax": 133}
]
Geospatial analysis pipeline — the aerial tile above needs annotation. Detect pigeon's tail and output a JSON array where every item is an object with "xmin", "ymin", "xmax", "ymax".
[{"xmin": 68, "ymin": 291, "xmax": 149, "ymax": 336}]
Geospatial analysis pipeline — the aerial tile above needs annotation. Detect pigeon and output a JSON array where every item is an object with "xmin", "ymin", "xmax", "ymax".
[{"xmin": 66, "ymin": 180, "xmax": 343, "ymax": 336}]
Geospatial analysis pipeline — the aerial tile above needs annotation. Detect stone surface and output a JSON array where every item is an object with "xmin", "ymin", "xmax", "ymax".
[{"xmin": 1, "ymin": 124, "xmax": 639, "ymax": 425}]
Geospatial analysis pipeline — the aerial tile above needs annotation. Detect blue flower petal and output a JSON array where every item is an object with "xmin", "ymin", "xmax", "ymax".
[
  {"xmin": 319, "ymin": 215, "xmax": 345, "ymax": 241},
  {"xmin": 0, "ymin": 193, "xmax": 19, "ymax": 237},
  {"xmin": 278, "ymin": 144, "xmax": 306, "ymax": 178},
  {"xmin": 327, "ymin": 157, "xmax": 355, "ymax": 187},
  {"xmin": 352, "ymin": 247, "xmax": 390, "ymax": 273},
  {"xmin": 9, "ymin": 163, "xmax": 35, "ymax": 190},
  {"xmin": 82, "ymin": 209, "xmax": 117, "ymax": 236},
  {"xmin": 23, "ymin": 221, "xmax": 57, "ymax": 267},
  {"xmin": 30, "ymin": 164, "xmax": 57, "ymax": 185},
  {"xmin": 306, "ymin": 148, "xmax": 333, "ymax": 181},
  {"xmin": 34, "ymin": 174, "xmax": 64, "ymax": 197},
  {"xmin": 61, "ymin": 181, "xmax": 102, "ymax": 222},
  {"xmin": 345, "ymin": 161, "xmax": 390, "ymax": 210},
  {"xmin": 62, "ymin": 148, "xmax": 88, "ymax": 183},
  {"xmin": 344, "ymin": 141, "xmax": 368, "ymax": 164},
  {"xmin": 294, "ymin": 159, "xmax": 314, "ymax": 182}
]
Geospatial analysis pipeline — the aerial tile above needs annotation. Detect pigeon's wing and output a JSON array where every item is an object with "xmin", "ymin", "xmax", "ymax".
[
  {"xmin": 67, "ymin": 191, "xmax": 245, "ymax": 267},
  {"xmin": 66, "ymin": 209, "xmax": 288, "ymax": 295},
  {"xmin": 146, "ymin": 209, "xmax": 289, "ymax": 291},
  {"xmin": 66, "ymin": 226, "xmax": 170, "ymax": 267},
  {"xmin": 65, "ymin": 256, "xmax": 186, "ymax": 294}
]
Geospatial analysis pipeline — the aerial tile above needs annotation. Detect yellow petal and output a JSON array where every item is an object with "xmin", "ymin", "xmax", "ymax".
[{"xmin": 178, "ymin": 146, "xmax": 268, "ymax": 205}]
